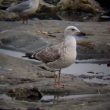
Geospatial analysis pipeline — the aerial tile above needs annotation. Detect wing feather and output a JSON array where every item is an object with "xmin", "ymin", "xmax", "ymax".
[
  {"xmin": 34, "ymin": 44, "xmax": 63, "ymax": 63},
  {"xmin": 7, "ymin": 1, "xmax": 30, "ymax": 13}
]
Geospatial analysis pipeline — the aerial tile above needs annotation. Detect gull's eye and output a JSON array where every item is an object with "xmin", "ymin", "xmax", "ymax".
[{"xmin": 71, "ymin": 28, "xmax": 75, "ymax": 31}]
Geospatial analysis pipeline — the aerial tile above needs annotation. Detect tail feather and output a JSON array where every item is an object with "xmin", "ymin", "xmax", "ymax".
[
  {"xmin": 23, "ymin": 52, "xmax": 35, "ymax": 59},
  {"xmin": 6, "ymin": 7, "xmax": 12, "ymax": 12}
]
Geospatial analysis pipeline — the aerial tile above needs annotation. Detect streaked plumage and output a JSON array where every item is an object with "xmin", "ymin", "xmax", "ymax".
[{"xmin": 24, "ymin": 26, "xmax": 85, "ymax": 87}]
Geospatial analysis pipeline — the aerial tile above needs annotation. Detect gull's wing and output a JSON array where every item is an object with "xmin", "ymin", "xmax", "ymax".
[
  {"xmin": 7, "ymin": 1, "xmax": 30, "ymax": 13},
  {"xmin": 33, "ymin": 44, "xmax": 63, "ymax": 63}
]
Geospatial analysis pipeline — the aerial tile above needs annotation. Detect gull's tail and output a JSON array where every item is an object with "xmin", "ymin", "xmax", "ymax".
[{"xmin": 22, "ymin": 52, "xmax": 35, "ymax": 59}]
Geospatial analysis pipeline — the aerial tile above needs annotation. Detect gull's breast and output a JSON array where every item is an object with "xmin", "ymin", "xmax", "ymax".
[{"xmin": 60, "ymin": 47, "xmax": 77, "ymax": 67}]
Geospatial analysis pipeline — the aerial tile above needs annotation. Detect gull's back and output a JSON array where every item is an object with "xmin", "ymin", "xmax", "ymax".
[
  {"xmin": 7, "ymin": 0, "xmax": 39, "ymax": 15},
  {"xmin": 7, "ymin": 1, "xmax": 30, "ymax": 13}
]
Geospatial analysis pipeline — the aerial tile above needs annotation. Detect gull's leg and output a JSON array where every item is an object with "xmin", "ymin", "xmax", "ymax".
[
  {"xmin": 58, "ymin": 69, "xmax": 64, "ymax": 88},
  {"xmin": 21, "ymin": 15, "xmax": 28, "ymax": 24},
  {"xmin": 54, "ymin": 71, "xmax": 59, "ymax": 88},
  {"xmin": 54, "ymin": 72, "xmax": 57, "ymax": 86},
  {"xmin": 58, "ymin": 69, "xmax": 61, "ymax": 85},
  {"xmin": 21, "ymin": 16, "xmax": 25, "ymax": 24}
]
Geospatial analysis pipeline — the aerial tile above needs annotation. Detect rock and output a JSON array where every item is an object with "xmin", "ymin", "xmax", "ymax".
[
  {"xmin": 57, "ymin": 0, "xmax": 102, "ymax": 13},
  {"xmin": 38, "ymin": 0, "xmax": 56, "ymax": 14},
  {"xmin": 7, "ymin": 87, "xmax": 42, "ymax": 100},
  {"xmin": 0, "ymin": 10, "xmax": 19, "ymax": 20},
  {"xmin": 57, "ymin": 0, "xmax": 102, "ymax": 21}
]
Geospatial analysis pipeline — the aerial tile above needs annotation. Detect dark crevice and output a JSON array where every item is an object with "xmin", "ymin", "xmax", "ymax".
[{"xmin": 95, "ymin": 0, "xmax": 110, "ymax": 10}]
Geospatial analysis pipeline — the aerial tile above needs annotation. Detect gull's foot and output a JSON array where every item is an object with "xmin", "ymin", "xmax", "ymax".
[{"xmin": 53, "ymin": 83, "xmax": 59, "ymax": 88}]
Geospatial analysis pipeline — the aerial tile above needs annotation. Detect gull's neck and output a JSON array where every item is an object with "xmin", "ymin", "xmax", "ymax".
[
  {"xmin": 64, "ymin": 35, "xmax": 76, "ymax": 49},
  {"xmin": 30, "ymin": 0, "xmax": 39, "ymax": 7}
]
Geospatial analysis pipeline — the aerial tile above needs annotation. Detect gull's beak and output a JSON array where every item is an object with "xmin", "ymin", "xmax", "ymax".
[
  {"xmin": 75, "ymin": 31, "xmax": 87, "ymax": 40},
  {"xmin": 76, "ymin": 31, "xmax": 86, "ymax": 37}
]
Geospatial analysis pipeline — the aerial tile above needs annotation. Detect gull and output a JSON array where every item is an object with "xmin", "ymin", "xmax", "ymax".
[
  {"xmin": 6, "ymin": 0, "xmax": 40, "ymax": 24},
  {"xmin": 24, "ymin": 26, "xmax": 86, "ymax": 88}
]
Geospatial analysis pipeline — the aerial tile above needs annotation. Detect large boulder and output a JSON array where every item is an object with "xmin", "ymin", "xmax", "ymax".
[
  {"xmin": 57, "ymin": 0, "xmax": 103, "ymax": 21},
  {"xmin": 57, "ymin": 0, "xmax": 102, "ymax": 13}
]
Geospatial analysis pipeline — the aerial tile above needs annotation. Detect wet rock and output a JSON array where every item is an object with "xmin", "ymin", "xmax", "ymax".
[{"xmin": 7, "ymin": 87, "xmax": 42, "ymax": 100}]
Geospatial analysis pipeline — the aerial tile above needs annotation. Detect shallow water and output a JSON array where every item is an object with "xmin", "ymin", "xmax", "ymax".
[
  {"xmin": 0, "ymin": 48, "xmax": 41, "ymax": 63},
  {"xmin": 62, "ymin": 64, "xmax": 110, "ymax": 84},
  {"xmin": 62, "ymin": 63, "xmax": 110, "ymax": 75},
  {"xmin": 41, "ymin": 94, "xmax": 99, "ymax": 103}
]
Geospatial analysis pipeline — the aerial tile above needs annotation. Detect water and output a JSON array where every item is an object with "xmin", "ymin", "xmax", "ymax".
[
  {"xmin": 41, "ymin": 94, "xmax": 100, "ymax": 103},
  {"xmin": 62, "ymin": 64, "xmax": 110, "ymax": 84},
  {"xmin": 62, "ymin": 63, "xmax": 110, "ymax": 75},
  {"xmin": 0, "ymin": 49, "xmax": 25, "ymax": 58},
  {"xmin": 0, "ymin": 49, "xmax": 41, "ymax": 63}
]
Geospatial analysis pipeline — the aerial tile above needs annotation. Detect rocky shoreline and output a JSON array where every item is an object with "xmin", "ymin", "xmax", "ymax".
[{"xmin": 0, "ymin": 19, "xmax": 110, "ymax": 109}]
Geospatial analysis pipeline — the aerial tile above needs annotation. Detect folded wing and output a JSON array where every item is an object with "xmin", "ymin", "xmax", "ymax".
[
  {"xmin": 34, "ymin": 45, "xmax": 61, "ymax": 63},
  {"xmin": 7, "ymin": 1, "xmax": 30, "ymax": 13}
]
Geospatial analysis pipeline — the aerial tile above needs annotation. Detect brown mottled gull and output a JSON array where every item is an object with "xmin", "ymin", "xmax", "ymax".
[{"xmin": 24, "ymin": 26, "xmax": 85, "ymax": 88}]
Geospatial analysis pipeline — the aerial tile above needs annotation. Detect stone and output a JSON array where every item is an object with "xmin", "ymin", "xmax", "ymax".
[
  {"xmin": 0, "ymin": 10, "xmax": 19, "ymax": 20},
  {"xmin": 57, "ymin": 0, "xmax": 102, "ymax": 13},
  {"xmin": 7, "ymin": 87, "xmax": 42, "ymax": 100}
]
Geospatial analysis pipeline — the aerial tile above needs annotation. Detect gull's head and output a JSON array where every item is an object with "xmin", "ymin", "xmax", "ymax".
[
  {"xmin": 64, "ymin": 26, "xmax": 80, "ymax": 36},
  {"xmin": 64, "ymin": 26, "xmax": 86, "ymax": 38}
]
